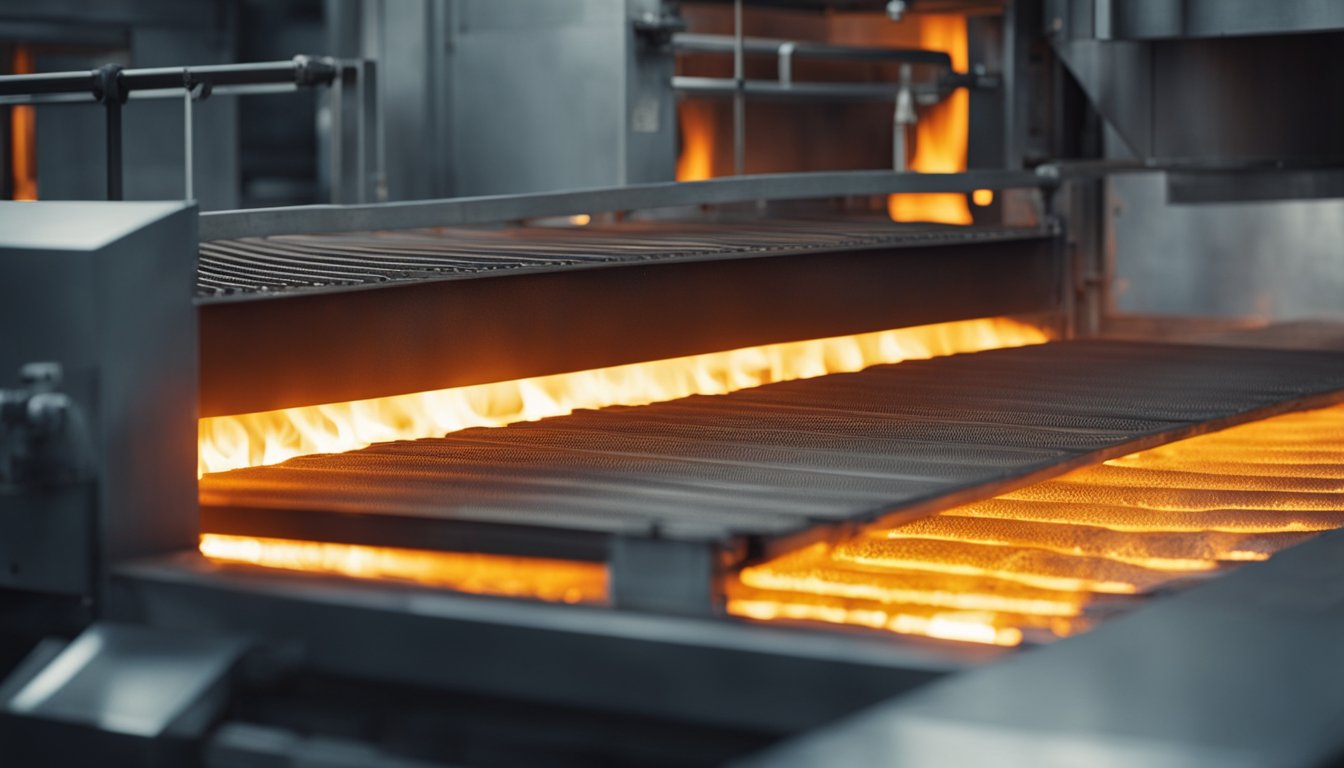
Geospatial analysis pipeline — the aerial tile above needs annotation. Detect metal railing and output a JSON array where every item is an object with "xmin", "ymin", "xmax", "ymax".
[
  {"xmin": 671, "ymin": 26, "xmax": 999, "ymax": 175},
  {"xmin": 0, "ymin": 56, "xmax": 382, "ymax": 204}
]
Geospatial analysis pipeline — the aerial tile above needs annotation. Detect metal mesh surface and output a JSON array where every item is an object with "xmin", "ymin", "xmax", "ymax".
[
  {"xmin": 197, "ymin": 219, "xmax": 1048, "ymax": 297},
  {"xmin": 200, "ymin": 341, "xmax": 1344, "ymax": 557}
]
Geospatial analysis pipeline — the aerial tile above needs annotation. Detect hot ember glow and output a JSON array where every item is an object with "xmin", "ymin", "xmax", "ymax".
[
  {"xmin": 675, "ymin": 98, "xmax": 715, "ymax": 182},
  {"xmin": 199, "ymin": 533, "xmax": 607, "ymax": 604},
  {"xmin": 10, "ymin": 46, "xmax": 37, "ymax": 201},
  {"xmin": 887, "ymin": 14, "xmax": 973, "ymax": 226},
  {"xmin": 198, "ymin": 316, "xmax": 1049, "ymax": 475},
  {"xmin": 727, "ymin": 402, "xmax": 1344, "ymax": 646}
]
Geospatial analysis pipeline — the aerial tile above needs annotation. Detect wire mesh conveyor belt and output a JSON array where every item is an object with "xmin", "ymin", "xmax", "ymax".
[
  {"xmin": 199, "ymin": 340, "xmax": 1344, "ymax": 559},
  {"xmin": 196, "ymin": 219, "xmax": 1048, "ymax": 297}
]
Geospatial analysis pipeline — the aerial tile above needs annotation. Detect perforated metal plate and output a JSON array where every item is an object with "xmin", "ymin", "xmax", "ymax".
[{"xmin": 201, "ymin": 340, "xmax": 1344, "ymax": 565}]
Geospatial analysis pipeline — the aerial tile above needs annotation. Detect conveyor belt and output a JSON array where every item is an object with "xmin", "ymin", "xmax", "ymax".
[
  {"xmin": 197, "ymin": 219, "xmax": 1048, "ymax": 298},
  {"xmin": 197, "ymin": 219, "xmax": 1058, "ymax": 416},
  {"xmin": 200, "ymin": 340, "xmax": 1344, "ymax": 565}
]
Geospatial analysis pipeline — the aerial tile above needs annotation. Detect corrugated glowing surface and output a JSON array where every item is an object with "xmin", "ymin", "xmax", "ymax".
[
  {"xmin": 728, "ymin": 403, "xmax": 1344, "ymax": 646},
  {"xmin": 199, "ymin": 534, "xmax": 607, "ymax": 604}
]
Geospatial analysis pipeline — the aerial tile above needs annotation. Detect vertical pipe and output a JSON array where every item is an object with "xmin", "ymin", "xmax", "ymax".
[
  {"xmin": 732, "ymin": 0, "xmax": 744, "ymax": 176},
  {"xmin": 892, "ymin": 99, "xmax": 903, "ymax": 172},
  {"xmin": 355, "ymin": 62, "xmax": 366, "ymax": 204},
  {"xmin": 182, "ymin": 87, "xmax": 194, "ymax": 201},
  {"xmin": 893, "ymin": 63, "xmax": 914, "ymax": 172},
  {"xmin": 96, "ymin": 64, "xmax": 124, "ymax": 201},
  {"xmin": 105, "ymin": 99, "xmax": 122, "ymax": 200},
  {"xmin": 328, "ymin": 76, "xmax": 343, "ymax": 203}
]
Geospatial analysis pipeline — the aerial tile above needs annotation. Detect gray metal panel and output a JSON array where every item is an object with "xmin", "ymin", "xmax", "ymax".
[
  {"xmin": 1109, "ymin": 172, "xmax": 1344, "ymax": 320},
  {"xmin": 1101, "ymin": 0, "xmax": 1344, "ymax": 40},
  {"xmin": 1055, "ymin": 28, "xmax": 1344, "ymax": 164},
  {"xmin": 1052, "ymin": 38, "xmax": 1152, "ymax": 158},
  {"xmin": 625, "ymin": 0, "xmax": 677, "ymax": 185},
  {"xmin": 0, "ymin": 0, "xmax": 207, "ymax": 28},
  {"xmin": 0, "ymin": 622, "xmax": 248, "ymax": 738},
  {"xmin": 1149, "ymin": 34, "xmax": 1344, "ymax": 164},
  {"xmin": 375, "ymin": 0, "xmax": 451, "ymax": 201},
  {"xmin": 1167, "ymin": 168, "xmax": 1344, "ymax": 205},
  {"xmin": 738, "ymin": 528, "xmax": 1344, "ymax": 767},
  {"xmin": 446, "ymin": 0, "xmax": 661, "ymax": 195},
  {"xmin": 0, "ymin": 201, "xmax": 198, "ymax": 590},
  {"xmin": 0, "ymin": 486, "xmax": 95, "ymax": 596}
]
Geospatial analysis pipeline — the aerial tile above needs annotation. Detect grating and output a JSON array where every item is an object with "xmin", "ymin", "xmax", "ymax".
[{"xmin": 196, "ymin": 219, "xmax": 1049, "ymax": 297}]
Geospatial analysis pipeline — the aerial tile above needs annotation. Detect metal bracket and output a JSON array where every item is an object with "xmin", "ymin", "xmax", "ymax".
[
  {"xmin": 632, "ymin": 11, "xmax": 687, "ymax": 48},
  {"xmin": 609, "ymin": 536, "xmax": 726, "ymax": 616},
  {"xmin": 91, "ymin": 64, "xmax": 126, "ymax": 200},
  {"xmin": 0, "ymin": 362, "xmax": 93, "ymax": 488}
]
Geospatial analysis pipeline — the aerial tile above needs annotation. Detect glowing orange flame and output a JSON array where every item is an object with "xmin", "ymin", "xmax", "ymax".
[
  {"xmin": 675, "ymin": 99, "xmax": 715, "ymax": 181},
  {"xmin": 199, "ymin": 533, "xmax": 607, "ymax": 604},
  {"xmin": 10, "ymin": 46, "xmax": 36, "ymax": 201},
  {"xmin": 887, "ymin": 14, "xmax": 972, "ymax": 225},
  {"xmin": 198, "ymin": 316, "xmax": 1049, "ymax": 476},
  {"xmin": 728, "ymin": 595, "xmax": 1027, "ymax": 647},
  {"xmin": 729, "ymin": 402, "xmax": 1344, "ymax": 646}
]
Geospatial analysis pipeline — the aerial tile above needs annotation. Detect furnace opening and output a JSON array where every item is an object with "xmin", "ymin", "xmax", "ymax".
[{"xmin": 198, "ymin": 316, "xmax": 1051, "ymax": 476}]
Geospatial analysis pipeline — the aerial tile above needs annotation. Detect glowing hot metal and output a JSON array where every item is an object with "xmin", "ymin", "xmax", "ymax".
[{"xmin": 728, "ymin": 402, "xmax": 1344, "ymax": 646}]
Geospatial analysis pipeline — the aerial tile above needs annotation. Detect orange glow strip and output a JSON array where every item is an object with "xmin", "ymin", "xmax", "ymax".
[
  {"xmin": 199, "ymin": 533, "xmax": 607, "ymax": 604},
  {"xmin": 729, "ymin": 402, "xmax": 1344, "ymax": 646},
  {"xmin": 831, "ymin": 537, "xmax": 1153, "ymax": 595},
  {"xmin": 198, "ymin": 316, "xmax": 1050, "ymax": 476},
  {"xmin": 879, "ymin": 516, "xmax": 1260, "ymax": 572},
  {"xmin": 675, "ymin": 99, "xmax": 715, "ymax": 182},
  {"xmin": 737, "ymin": 543, "xmax": 1090, "ymax": 616},
  {"xmin": 10, "ymin": 46, "xmax": 37, "ymax": 201},
  {"xmin": 888, "ymin": 14, "xmax": 973, "ymax": 225},
  {"xmin": 728, "ymin": 595, "xmax": 1029, "ymax": 647}
]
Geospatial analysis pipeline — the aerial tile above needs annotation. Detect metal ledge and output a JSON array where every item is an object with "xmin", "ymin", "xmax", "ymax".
[
  {"xmin": 672, "ymin": 33, "xmax": 953, "ymax": 68},
  {"xmin": 198, "ymin": 170, "xmax": 1046, "ymax": 241},
  {"xmin": 1168, "ymin": 167, "xmax": 1344, "ymax": 204},
  {"xmin": 112, "ymin": 553, "xmax": 994, "ymax": 735}
]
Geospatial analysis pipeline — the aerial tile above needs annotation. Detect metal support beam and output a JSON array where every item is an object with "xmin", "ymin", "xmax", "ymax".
[
  {"xmin": 610, "ymin": 537, "xmax": 724, "ymax": 616},
  {"xmin": 113, "ymin": 553, "xmax": 981, "ymax": 735},
  {"xmin": 199, "ymin": 169, "xmax": 1048, "ymax": 241}
]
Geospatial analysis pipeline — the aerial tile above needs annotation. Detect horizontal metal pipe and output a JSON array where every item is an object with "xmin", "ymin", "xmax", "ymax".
[
  {"xmin": 674, "ymin": 75, "xmax": 943, "ymax": 101},
  {"xmin": 0, "ymin": 70, "xmax": 98, "ymax": 97},
  {"xmin": 0, "ymin": 57, "xmax": 344, "ymax": 99},
  {"xmin": 674, "ymin": 33, "xmax": 953, "ymax": 68}
]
